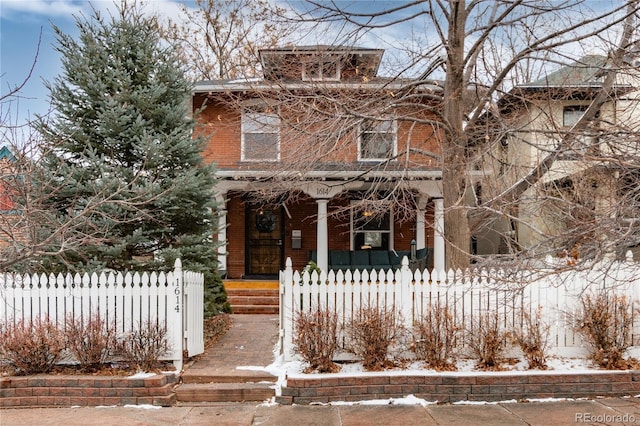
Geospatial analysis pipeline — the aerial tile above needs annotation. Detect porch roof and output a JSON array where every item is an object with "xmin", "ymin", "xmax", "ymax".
[{"xmin": 214, "ymin": 169, "xmax": 446, "ymax": 180}]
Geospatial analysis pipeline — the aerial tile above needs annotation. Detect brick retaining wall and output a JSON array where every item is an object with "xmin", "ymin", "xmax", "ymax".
[
  {"xmin": 0, "ymin": 373, "xmax": 177, "ymax": 407},
  {"xmin": 277, "ymin": 371, "xmax": 640, "ymax": 404}
]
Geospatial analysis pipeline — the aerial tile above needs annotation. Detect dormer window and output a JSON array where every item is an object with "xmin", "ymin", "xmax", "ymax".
[
  {"xmin": 302, "ymin": 56, "xmax": 341, "ymax": 81},
  {"xmin": 241, "ymin": 103, "xmax": 280, "ymax": 162},
  {"xmin": 358, "ymin": 119, "xmax": 397, "ymax": 161}
]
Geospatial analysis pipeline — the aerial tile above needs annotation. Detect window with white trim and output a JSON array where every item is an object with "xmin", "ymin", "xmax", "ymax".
[
  {"xmin": 351, "ymin": 208, "xmax": 392, "ymax": 250},
  {"xmin": 241, "ymin": 105, "xmax": 280, "ymax": 161},
  {"xmin": 358, "ymin": 120, "xmax": 397, "ymax": 161},
  {"xmin": 302, "ymin": 56, "xmax": 341, "ymax": 81}
]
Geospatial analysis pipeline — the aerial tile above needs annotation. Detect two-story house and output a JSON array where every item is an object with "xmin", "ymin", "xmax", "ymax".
[
  {"xmin": 478, "ymin": 55, "xmax": 640, "ymax": 259},
  {"xmin": 193, "ymin": 46, "xmax": 448, "ymax": 278}
]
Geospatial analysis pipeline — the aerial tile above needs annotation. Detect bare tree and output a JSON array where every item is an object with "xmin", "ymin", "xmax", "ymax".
[
  {"xmin": 228, "ymin": 0, "xmax": 640, "ymax": 269},
  {"xmin": 158, "ymin": 0, "xmax": 298, "ymax": 80}
]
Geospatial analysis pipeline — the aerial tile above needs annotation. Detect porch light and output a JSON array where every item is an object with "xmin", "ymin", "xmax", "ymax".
[{"xmin": 411, "ymin": 239, "xmax": 416, "ymax": 260}]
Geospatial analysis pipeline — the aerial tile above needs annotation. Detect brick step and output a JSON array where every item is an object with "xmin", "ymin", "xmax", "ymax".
[
  {"xmin": 230, "ymin": 305, "xmax": 279, "ymax": 315},
  {"xmin": 182, "ymin": 371, "xmax": 277, "ymax": 385},
  {"xmin": 227, "ymin": 295, "xmax": 279, "ymax": 306},
  {"xmin": 175, "ymin": 383, "xmax": 275, "ymax": 403},
  {"xmin": 226, "ymin": 289, "xmax": 279, "ymax": 297}
]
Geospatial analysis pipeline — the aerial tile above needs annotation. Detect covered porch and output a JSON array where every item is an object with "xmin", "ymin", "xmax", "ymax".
[{"xmin": 214, "ymin": 173, "xmax": 445, "ymax": 278}]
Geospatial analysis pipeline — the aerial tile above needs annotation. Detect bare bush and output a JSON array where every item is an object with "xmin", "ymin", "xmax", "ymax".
[
  {"xmin": 0, "ymin": 316, "xmax": 65, "ymax": 375},
  {"xmin": 412, "ymin": 303, "xmax": 460, "ymax": 370},
  {"xmin": 466, "ymin": 312, "xmax": 507, "ymax": 370},
  {"xmin": 511, "ymin": 306, "xmax": 550, "ymax": 369},
  {"xmin": 65, "ymin": 313, "xmax": 117, "ymax": 372},
  {"xmin": 293, "ymin": 307, "xmax": 340, "ymax": 373},
  {"xmin": 117, "ymin": 320, "xmax": 170, "ymax": 372},
  {"xmin": 346, "ymin": 305, "xmax": 405, "ymax": 371},
  {"xmin": 575, "ymin": 291, "xmax": 635, "ymax": 369}
]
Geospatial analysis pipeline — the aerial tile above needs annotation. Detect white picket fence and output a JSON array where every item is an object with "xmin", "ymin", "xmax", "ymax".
[
  {"xmin": 279, "ymin": 256, "xmax": 640, "ymax": 361},
  {"xmin": 0, "ymin": 259, "xmax": 204, "ymax": 371}
]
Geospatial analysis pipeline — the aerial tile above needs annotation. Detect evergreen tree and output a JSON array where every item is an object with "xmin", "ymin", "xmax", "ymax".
[{"xmin": 36, "ymin": 7, "xmax": 227, "ymax": 315}]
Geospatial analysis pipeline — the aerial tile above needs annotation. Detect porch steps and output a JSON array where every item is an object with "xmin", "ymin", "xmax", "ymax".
[{"xmin": 224, "ymin": 280, "xmax": 279, "ymax": 315}]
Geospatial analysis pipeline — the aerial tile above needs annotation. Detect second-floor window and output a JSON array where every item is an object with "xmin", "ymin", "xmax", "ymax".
[
  {"xmin": 241, "ymin": 106, "xmax": 280, "ymax": 161},
  {"xmin": 563, "ymin": 105, "xmax": 589, "ymax": 127},
  {"xmin": 358, "ymin": 119, "xmax": 397, "ymax": 161}
]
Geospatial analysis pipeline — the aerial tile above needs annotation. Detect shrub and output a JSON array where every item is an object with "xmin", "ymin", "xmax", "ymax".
[
  {"xmin": 0, "ymin": 316, "xmax": 65, "ymax": 375},
  {"xmin": 575, "ymin": 291, "xmax": 634, "ymax": 369},
  {"xmin": 412, "ymin": 302, "xmax": 460, "ymax": 370},
  {"xmin": 65, "ymin": 313, "xmax": 117, "ymax": 372},
  {"xmin": 511, "ymin": 306, "xmax": 550, "ymax": 369},
  {"xmin": 117, "ymin": 320, "xmax": 170, "ymax": 372},
  {"xmin": 466, "ymin": 311, "xmax": 506, "ymax": 370},
  {"xmin": 346, "ymin": 305, "xmax": 405, "ymax": 371},
  {"xmin": 293, "ymin": 306, "xmax": 340, "ymax": 373}
]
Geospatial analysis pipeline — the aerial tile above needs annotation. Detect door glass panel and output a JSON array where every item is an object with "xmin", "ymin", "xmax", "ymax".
[{"xmin": 247, "ymin": 206, "xmax": 283, "ymax": 275}]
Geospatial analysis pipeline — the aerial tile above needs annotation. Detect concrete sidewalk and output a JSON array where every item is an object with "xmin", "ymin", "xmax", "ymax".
[{"xmin": 2, "ymin": 397, "xmax": 640, "ymax": 425}]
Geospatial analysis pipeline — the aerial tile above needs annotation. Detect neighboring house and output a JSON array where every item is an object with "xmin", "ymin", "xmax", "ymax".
[
  {"xmin": 193, "ymin": 45, "xmax": 447, "ymax": 278},
  {"xmin": 477, "ymin": 55, "xmax": 640, "ymax": 258},
  {"xmin": 0, "ymin": 146, "xmax": 17, "ymax": 211}
]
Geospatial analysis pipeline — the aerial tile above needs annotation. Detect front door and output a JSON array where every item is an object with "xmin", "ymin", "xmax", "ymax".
[{"xmin": 246, "ymin": 205, "xmax": 284, "ymax": 276}]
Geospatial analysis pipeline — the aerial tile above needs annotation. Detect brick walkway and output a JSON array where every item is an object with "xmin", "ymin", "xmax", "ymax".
[{"xmin": 181, "ymin": 314, "xmax": 279, "ymax": 382}]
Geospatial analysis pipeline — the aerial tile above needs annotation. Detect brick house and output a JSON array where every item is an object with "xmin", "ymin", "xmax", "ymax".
[{"xmin": 193, "ymin": 46, "xmax": 447, "ymax": 278}]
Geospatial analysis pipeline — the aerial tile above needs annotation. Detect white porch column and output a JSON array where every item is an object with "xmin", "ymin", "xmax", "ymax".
[
  {"xmin": 433, "ymin": 197, "xmax": 445, "ymax": 272},
  {"xmin": 416, "ymin": 197, "xmax": 428, "ymax": 250},
  {"xmin": 215, "ymin": 194, "xmax": 228, "ymax": 275},
  {"xmin": 316, "ymin": 199, "xmax": 329, "ymax": 272}
]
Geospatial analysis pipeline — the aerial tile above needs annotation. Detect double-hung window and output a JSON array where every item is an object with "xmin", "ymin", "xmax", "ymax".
[
  {"xmin": 358, "ymin": 119, "xmax": 397, "ymax": 161},
  {"xmin": 241, "ymin": 105, "xmax": 280, "ymax": 161}
]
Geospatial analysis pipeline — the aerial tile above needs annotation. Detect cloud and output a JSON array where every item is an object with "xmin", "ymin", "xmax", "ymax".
[{"xmin": 0, "ymin": 0, "xmax": 86, "ymax": 19}]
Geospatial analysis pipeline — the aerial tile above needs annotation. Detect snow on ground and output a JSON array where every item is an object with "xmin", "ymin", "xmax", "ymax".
[{"xmin": 237, "ymin": 355, "xmax": 621, "ymax": 406}]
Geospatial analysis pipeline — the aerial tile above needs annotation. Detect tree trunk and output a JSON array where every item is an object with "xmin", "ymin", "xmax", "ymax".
[{"xmin": 442, "ymin": 0, "xmax": 471, "ymax": 269}]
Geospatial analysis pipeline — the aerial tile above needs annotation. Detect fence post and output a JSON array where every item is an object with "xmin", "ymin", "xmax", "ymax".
[
  {"xmin": 281, "ymin": 258, "xmax": 294, "ymax": 361},
  {"xmin": 400, "ymin": 256, "xmax": 413, "ymax": 327},
  {"xmin": 170, "ymin": 258, "xmax": 184, "ymax": 372}
]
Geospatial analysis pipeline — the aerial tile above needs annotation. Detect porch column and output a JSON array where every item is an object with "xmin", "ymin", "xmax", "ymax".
[
  {"xmin": 316, "ymin": 199, "xmax": 329, "ymax": 272},
  {"xmin": 215, "ymin": 194, "xmax": 228, "ymax": 275},
  {"xmin": 433, "ymin": 197, "xmax": 445, "ymax": 272},
  {"xmin": 415, "ymin": 197, "xmax": 428, "ymax": 250}
]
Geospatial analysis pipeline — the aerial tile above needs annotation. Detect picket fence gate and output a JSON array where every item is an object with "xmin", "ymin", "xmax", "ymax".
[
  {"xmin": 279, "ymin": 255, "xmax": 640, "ymax": 361},
  {"xmin": 0, "ymin": 259, "xmax": 204, "ymax": 371}
]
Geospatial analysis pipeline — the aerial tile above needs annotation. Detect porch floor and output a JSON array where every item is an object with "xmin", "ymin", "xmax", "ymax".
[{"xmin": 223, "ymin": 279, "xmax": 279, "ymax": 290}]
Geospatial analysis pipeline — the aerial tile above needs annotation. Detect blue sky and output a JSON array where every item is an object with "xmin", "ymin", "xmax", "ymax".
[
  {"xmin": 0, "ymin": 0, "xmax": 403, "ymax": 128},
  {"xmin": 0, "ymin": 0, "xmax": 623, "ymax": 131},
  {"xmin": 0, "ymin": 0, "xmax": 191, "ymax": 127}
]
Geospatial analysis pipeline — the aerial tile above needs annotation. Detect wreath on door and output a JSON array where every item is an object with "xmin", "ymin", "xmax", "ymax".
[{"xmin": 256, "ymin": 210, "xmax": 276, "ymax": 232}]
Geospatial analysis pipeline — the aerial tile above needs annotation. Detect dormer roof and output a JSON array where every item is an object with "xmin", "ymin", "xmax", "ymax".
[{"xmin": 259, "ymin": 45, "xmax": 384, "ymax": 81}]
